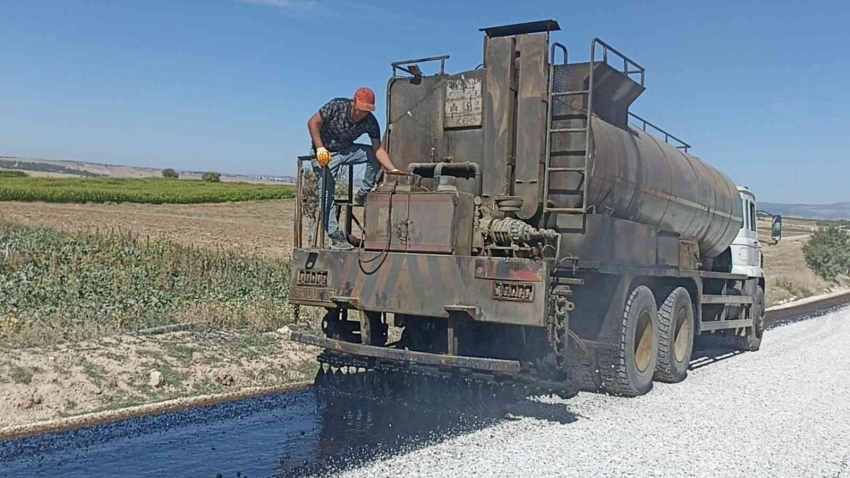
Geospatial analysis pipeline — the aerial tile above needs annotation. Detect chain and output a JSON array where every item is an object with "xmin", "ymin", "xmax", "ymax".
[{"xmin": 548, "ymin": 290, "xmax": 572, "ymax": 379}]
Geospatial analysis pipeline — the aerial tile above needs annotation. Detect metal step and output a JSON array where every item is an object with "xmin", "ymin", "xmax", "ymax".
[
  {"xmin": 544, "ymin": 206, "xmax": 587, "ymax": 214},
  {"xmin": 551, "ymin": 90, "xmax": 589, "ymax": 97},
  {"xmin": 547, "ymin": 167, "xmax": 586, "ymax": 173},
  {"xmin": 699, "ymin": 318, "xmax": 753, "ymax": 332},
  {"xmin": 550, "ymin": 128, "xmax": 587, "ymax": 134},
  {"xmin": 702, "ymin": 295, "xmax": 754, "ymax": 305}
]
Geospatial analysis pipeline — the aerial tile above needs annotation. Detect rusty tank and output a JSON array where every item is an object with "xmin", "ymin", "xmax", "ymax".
[{"xmin": 553, "ymin": 117, "xmax": 743, "ymax": 258}]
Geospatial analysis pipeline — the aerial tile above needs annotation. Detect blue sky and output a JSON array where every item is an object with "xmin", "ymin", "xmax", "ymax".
[{"xmin": 0, "ymin": 0, "xmax": 847, "ymax": 203}]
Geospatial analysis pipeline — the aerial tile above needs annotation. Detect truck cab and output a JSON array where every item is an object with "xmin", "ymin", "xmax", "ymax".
[{"xmin": 731, "ymin": 187, "xmax": 764, "ymax": 278}]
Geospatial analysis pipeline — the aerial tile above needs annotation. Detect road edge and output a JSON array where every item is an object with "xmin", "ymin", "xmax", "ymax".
[{"xmin": 0, "ymin": 381, "xmax": 312, "ymax": 442}]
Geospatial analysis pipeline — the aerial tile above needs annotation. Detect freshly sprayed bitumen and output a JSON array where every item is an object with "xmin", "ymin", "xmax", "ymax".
[
  {"xmin": 0, "ymin": 389, "xmax": 493, "ymax": 477},
  {"xmin": 2, "ymin": 302, "xmax": 847, "ymax": 478}
]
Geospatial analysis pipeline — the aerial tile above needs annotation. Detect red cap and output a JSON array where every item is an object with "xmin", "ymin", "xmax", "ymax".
[{"xmin": 354, "ymin": 87, "xmax": 376, "ymax": 112}]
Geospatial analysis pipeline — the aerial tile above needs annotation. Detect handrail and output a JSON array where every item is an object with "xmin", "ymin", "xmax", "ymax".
[
  {"xmin": 628, "ymin": 112, "xmax": 691, "ymax": 152},
  {"xmin": 550, "ymin": 42, "xmax": 568, "ymax": 66},
  {"xmin": 294, "ymin": 155, "xmax": 355, "ymax": 249},
  {"xmin": 391, "ymin": 55, "xmax": 450, "ymax": 77},
  {"xmin": 591, "ymin": 38, "xmax": 645, "ymax": 86}
]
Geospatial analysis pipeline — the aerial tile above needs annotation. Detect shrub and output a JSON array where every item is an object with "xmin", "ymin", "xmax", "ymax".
[
  {"xmin": 202, "ymin": 172, "xmax": 221, "ymax": 183},
  {"xmin": 0, "ymin": 170, "xmax": 27, "ymax": 178},
  {"xmin": 162, "ymin": 168, "xmax": 179, "ymax": 179},
  {"xmin": 802, "ymin": 226, "xmax": 850, "ymax": 281}
]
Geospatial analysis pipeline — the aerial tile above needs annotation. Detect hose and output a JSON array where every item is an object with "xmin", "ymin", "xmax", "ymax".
[{"xmin": 357, "ymin": 182, "xmax": 397, "ymax": 274}]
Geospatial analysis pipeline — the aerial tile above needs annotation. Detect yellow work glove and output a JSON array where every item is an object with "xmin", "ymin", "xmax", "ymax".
[{"xmin": 316, "ymin": 147, "xmax": 331, "ymax": 168}]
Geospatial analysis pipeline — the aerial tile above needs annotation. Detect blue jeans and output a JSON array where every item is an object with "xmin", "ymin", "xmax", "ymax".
[{"xmin": 310, "ymin": 143, "xmax": 380, "ymax": 237}]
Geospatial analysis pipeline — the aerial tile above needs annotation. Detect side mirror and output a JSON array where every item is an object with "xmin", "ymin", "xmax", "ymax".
[{"xmin": 771, "ymin": 215, "xmax": 782, "ymax": 244}]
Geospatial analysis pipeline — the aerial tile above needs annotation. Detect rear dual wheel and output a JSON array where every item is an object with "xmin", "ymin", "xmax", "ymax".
[
  {"xmin": 654, "ymin": 287, "xmax": 695, "ymax": 383},
  {"xmin": 598, "ymin": 285, "xmax": 659, "ymax": 396}
]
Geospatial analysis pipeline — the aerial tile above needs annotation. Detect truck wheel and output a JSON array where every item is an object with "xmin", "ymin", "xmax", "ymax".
[
  {"xmin": 654, "ymin": 287, "xmax": 694, "ymax": 383},
  {"xmin": 598, "ymin": 285, "xmax": 658, "ymax": 396},
  {"xmin": 731, "ymin": 286, "xmax": 765, "ymax": 351}
]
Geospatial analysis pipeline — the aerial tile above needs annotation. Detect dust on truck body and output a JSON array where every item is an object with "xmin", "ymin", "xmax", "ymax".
[{"xmin": 289, "ymin": 20, "xmax": 768, "ymax": 396}]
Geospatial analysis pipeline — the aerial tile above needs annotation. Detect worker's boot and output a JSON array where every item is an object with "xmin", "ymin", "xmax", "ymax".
[
  {"xmin": 329, "ymin": 231, "xmax": 354, "ymax": 250},
  {"xmin": 353, "ymin": 189, "xmax": 368, "ymax": 206}
]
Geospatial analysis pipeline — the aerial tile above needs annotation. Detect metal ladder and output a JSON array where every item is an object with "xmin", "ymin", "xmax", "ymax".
[
  {"xmin": 543, "ymin": 42, "xmax": 592, "ymax": 214},
  {"xmin": 543, "ymin": 39, "xmax": 646, "ymax": 215}
]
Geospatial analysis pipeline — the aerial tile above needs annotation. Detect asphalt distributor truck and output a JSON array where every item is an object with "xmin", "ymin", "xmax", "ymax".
[{"xmin": 289, "ymin": 21, "xmax": 780, "ymax": 404}]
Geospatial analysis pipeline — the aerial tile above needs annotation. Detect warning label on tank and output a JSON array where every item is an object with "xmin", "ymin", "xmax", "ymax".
[{"xmin": 444, "ymin": 77, "xmax": 483, "ymax": 128}]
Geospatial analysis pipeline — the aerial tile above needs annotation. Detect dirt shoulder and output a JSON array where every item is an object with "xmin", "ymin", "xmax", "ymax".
[{"xmin": 0, "ymin": 329, "xmax": 319, "ymax": 431}]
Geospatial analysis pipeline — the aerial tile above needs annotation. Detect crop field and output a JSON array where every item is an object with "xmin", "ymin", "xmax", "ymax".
[
  {"xmin": 0, "ymin": 221, "xmax": 297, "ymax": 348},
  {"xmin": 0, "ymin": 177, "xmax": 294, "ymax": 204},
  {"xmin": 0, "ymin": 170, "xmax": 28, "ymax": 178}
]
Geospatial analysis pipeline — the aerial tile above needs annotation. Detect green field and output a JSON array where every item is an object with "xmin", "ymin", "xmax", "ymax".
[
  {"xmin": 0, "ymin": 170, "xmax": 27, "ymax": 178},
  {"xmin": 0, "ymin": 222, "xmax": 294, "ymax": 347},
  {"xmin": 0, "ymin": 177, "xmax": 294, "ymax": 204}
]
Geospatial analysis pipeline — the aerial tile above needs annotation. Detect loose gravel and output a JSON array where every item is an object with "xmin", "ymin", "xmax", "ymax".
[{"xmin": 338, "ymin": 308, "xmax": 850, "ymax": 478}]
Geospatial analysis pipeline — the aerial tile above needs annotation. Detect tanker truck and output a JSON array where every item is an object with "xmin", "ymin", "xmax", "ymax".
[{"xmin": 288, "ymin": 20, "xmax": 775, "ymax": 398}]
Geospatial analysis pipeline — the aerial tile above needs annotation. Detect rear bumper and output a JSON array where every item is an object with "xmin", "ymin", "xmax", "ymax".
[
  {"xmin": 289, "ymin": 249, "xmax": 550, "ymax": 327},
  {"xmin": 290, "ymin": 330, "xmax": 521, "ymax": 376}
]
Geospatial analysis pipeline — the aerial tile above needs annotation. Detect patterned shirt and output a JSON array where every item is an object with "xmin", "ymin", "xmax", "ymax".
[{"xmin": 313, "ymin": 98, "xmax": 381, "ymax": 153}]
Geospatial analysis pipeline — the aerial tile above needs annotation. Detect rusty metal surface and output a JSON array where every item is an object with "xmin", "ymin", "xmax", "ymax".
[
  {"xmin": 363, "ymin": 192, "xmax": 410, "ymax": 252},
  {"xmin": 386, "ymin": 70, "xmax": 487, "ymax": 198},
  {"xmin": 679, "ymin": 240, "xmax": 700, "ymax": 270},
  {"xmin": 514, "ymin": 33, "xmax": 549, "ymax": 219},
  {"xmin": 473, "ymin": 257, "xmax": 546, "ymax": 282},
  {"xmin": 363, "ymin": 191, "xmax": 474, "ymax": 254},
  {"xmin": 290, "ymin": 330, "xmax": 522, "ymax": 375},
  {"xmin": 555, "ymin": 214, "xmax": 658, "ymax": 267},
  {"xmin": 386, "ymin": 75, "xmax": 446, "ymax": 171},
  {"xmin": 482, "ymin": 35, "xmax": 516, "ymax": 202},
  {"xmin": 289, "ymin": 249, "xmax": 549, "ymax": 326},
  {"xmin": 548, "ymin": 114, "xmax": 742, "ymax": 258}
]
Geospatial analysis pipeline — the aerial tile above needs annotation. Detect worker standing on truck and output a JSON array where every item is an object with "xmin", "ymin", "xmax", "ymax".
[{"xmin": 307, "ymin": 87, "xmax": 400, "ymax": 250}]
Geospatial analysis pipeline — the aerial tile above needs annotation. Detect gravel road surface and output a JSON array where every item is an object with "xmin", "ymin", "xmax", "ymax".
[{"xmin": 340, "ymin": 308, "xmax": 850, "ymax": 478}]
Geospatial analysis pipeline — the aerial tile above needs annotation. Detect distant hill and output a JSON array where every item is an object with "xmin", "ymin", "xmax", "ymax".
[
  {"xmin": 760, "ymin": 202, "xmax": 850, "ymax": 220},
  {"xmin": 0, "ymin": 156, "xmax": 295, "ymax": 184}
]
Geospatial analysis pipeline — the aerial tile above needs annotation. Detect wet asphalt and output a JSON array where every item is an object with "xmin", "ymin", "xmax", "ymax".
[
  {"xmin": 1, "ymin": 388, "xmax": 493, "ymax": 478},
  {"xmin": 2, "ymin": 295, "xmax": 847, "ymax": 478}
]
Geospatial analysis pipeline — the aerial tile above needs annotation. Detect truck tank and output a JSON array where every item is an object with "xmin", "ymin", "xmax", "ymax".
[{"xmin": 549, "ymin": 115, "xmax": 744, "ymax": 258}]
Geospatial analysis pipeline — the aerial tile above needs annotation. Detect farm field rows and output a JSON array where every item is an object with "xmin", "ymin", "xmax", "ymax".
[{"xmin": 0, "ymin": 177, "xmax": 294, "ymax": 204}]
